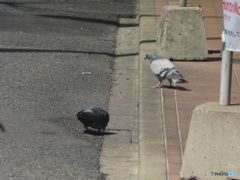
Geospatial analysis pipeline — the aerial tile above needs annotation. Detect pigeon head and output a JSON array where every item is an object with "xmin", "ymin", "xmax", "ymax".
[{"xmin": 144, "ymin": 53, "xmax": 158, "ymax": 61}]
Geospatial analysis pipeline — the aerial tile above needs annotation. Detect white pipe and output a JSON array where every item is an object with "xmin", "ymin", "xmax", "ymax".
[
  {"xmin": 179, "ymin": 0, "xmax": 187, "ymax": 7},
  {"xmin": 219, "ymin": 49, "xmax": 233, "ymax": 105}
]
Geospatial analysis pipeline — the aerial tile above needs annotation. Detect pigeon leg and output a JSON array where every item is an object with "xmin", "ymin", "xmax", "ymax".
[
  {"xmin": 168, "ymin": 79, "xmax": 173, "ymax": 87},
  {"xmin": 84, "ymin": 125, "xmax": 89, "ymax": 131},
  {"xmin": 151, "ymin": 82, "xmax": 162, "ymax": 88}
]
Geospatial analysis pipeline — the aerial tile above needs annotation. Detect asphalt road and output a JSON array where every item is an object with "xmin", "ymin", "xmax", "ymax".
[{"xmin": 0, "ymin": 1, "xmax": 134, "ymax": 179}]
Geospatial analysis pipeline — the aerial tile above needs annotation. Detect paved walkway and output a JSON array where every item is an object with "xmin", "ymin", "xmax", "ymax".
[
  {"xmin": 101, "ymin": 1, "xmax": 240, "ymax": 179},
  {"xmin": 139, "ymin": 0, "xmax": 240, "ymax": 179}
]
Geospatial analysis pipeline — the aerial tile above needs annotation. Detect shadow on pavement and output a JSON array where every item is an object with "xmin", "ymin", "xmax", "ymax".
[
  {"xmin": 84, "ymin": 129, "xmax": 117, "ymax": 136},
  {"xmin": 161, "ymin": 85, "xmax": 191, "ymax": 91},
  {"xmin": 0, "ymin": 123, "xmax": 6, "ymax": 132}
]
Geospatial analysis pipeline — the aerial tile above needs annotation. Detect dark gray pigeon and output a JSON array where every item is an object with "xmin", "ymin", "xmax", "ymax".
[
  {"xmin": 145, "ymin": 53, "xmax": 188, "ymax": 88},
  {"xmin": 77, "ymin": 107, "xmax": 109, "ymax": 132}
]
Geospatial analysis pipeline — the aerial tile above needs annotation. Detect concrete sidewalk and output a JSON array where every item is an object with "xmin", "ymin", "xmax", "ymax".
[
  {"xmin": 101, "ymin": 0, "xmax": 240, "ymax": 179},
  {"xmin": 138, "ymin": 0, "xmax": 240, "ymax": 180}
]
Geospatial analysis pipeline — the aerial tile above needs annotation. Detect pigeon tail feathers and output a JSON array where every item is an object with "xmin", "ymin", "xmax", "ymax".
[{"xmin": 172, "ymin": 79, "xmax": 188, "ymax": 83}]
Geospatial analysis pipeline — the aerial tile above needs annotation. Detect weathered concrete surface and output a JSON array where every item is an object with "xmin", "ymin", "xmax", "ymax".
[
  {"xmin": 100, "ymin": 21, "xmax": 139, "ymax": 180},
  {"xmin": 156, "ymin": 5, "xmax": 208, "ymax": 60},
  {"xmin": 181, "ymin": 102, "xmax": 240, "ymax": 180},
  {"xmin": 139, "ymin": 42, "xmax": 168, "ymax": 180},
  {"xmin": 138, "ymin": 2, "xmax": 168, "ymax": 178}
]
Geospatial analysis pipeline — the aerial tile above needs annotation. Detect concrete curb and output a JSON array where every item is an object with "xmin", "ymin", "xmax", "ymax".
[
  {"xmin": 100, "ymin": 21, "xmax": 139, "ymax": 180},
  {"xmin": 138, "ymin": 0, "xmax": 168, "ymax": 179},
  {"xmin": 101, "ymin": 0, "xmax": 169, "ymax": 179}
]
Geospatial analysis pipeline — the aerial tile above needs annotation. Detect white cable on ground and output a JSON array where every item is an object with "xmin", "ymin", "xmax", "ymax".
[{"xmin": 161, "ymin": 88, "xmax": 169, "ymax": 180}]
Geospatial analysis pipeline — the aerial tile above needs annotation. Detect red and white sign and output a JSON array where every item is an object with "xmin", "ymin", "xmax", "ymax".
[{"xmin": 223, "ymin": 0, "xmax": 240, "ymax": 51}]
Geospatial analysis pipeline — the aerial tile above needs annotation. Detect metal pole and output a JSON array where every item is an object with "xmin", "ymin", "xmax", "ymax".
[
  {"xmin": 219, "ymin": 49, "xmax": 233, "ymax": 105},
  {"xmin": 179, "ymin": 0, "xmax": 187, "ymax": 7}
]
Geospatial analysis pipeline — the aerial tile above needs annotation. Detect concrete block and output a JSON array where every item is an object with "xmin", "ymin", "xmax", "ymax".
[
  {"xmin": 156, "ymin": 5, "xmax": 208, "ymax": 60},
  {"xmin": 180, "ymin": 102, "xmax": 240, "ymax": 180}
]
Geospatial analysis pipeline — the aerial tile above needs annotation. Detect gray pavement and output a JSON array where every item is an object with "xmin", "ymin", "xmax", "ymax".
[
  {"xmin": 0, "ymin": 1, "xmax": 135, "ymax": 179},
  {"xmin": 2, "ymin": 0, "xmax": 231, "ymax": 180}
]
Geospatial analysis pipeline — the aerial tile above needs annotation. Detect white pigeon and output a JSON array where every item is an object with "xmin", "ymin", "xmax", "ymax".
[{"xmin": 144, "ymin": 53, "xmax": 188, "ymax": 88}]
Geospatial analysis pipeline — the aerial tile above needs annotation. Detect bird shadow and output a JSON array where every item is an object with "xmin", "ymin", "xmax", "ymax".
[
  {"xmin": 83, "ymin": 129, "xmax": 117, "ymax": 136},
  {"xmin": 0, "ymin": 123, "xmax": 6, "ymax": 132},
  {"xmin": 229, "ymin": 103, "xmax": 240, "ymax": 106},
  {"xmin": 161, "ymin": 85, "xmax": 191, "ymax": 91}
]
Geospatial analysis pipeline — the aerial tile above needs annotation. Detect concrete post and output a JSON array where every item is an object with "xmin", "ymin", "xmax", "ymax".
[
  {"xmin": 219, "ymin": 49, "xmax": 233, "ymax": 105},
  {"xmin": 179, "ymin": 0, "xmax": 186, "ymax": 7},
  {"xmin": 156, "ymin": 4, "xmax": 208, "ymax": 60},
  {"xmin": 180, "ymin": 102, "xmax": 240, "ymax": 179}
]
